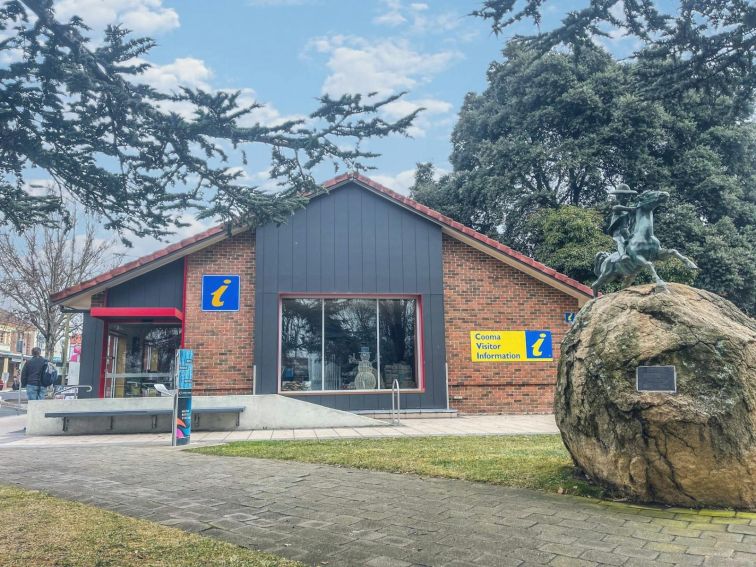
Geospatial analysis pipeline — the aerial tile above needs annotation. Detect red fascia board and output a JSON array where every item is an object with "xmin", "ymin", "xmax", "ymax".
[
  {"xmin": 53, "ymin": 172, "xmax": 593, "ymax": 304},
  {"xmin": 90, "ymin": 307, "xmax": 184, "ymax": 321},
  {"xmin": 50, "ymin": 224, "xmax": 227, "ymax": 304}
]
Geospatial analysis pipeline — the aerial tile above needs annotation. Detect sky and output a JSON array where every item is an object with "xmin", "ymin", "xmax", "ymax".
[{"xmin": 44, "ymin": 0, "xmax": 638, "ymax": 262}]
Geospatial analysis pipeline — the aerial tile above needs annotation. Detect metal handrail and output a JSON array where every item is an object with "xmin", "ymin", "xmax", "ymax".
[{"xmin": 391, "ymin": 379, "xmax": 401, "ymax": 426}]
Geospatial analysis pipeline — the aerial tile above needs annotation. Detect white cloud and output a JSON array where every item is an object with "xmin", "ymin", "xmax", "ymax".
[
  {"xmin": 111, "ymin": 215, "xmax": 214, "ymax": 262},
  {"xmin": 371, "ymin": 169, "xmax": 417, "ymax": 195},
  {"xmin": 373, "ymin": 0, "xmax": 459, "ymax": 34},
  {"xmin": 54, "ymin": 0, "xmax": 179, "ymax": 35},
  {"xmin": 129, "ymin": 60, "xmax": 302, "ymax": 127},
  {"xmin": 308, "ymin": 35, "xmax": 458, "ymax": 136},
  {"xmin": 373, "ymin": 0, "xmax": 406, "ymax": 26},
  {"xmin": 22, "ymin": 179, "xmax": 60, "ymax": 198},
  {"xmin": 381, "ymin": 97, "xmax": 453, "ymax": 137},
  {"xmin": 372, "ymin": 165, "xmax": 448, "ymax": 196},
  {"xmin": 312, "ymin": 35, "xmax": 458, "ymax": 97},
  {"xmin": 230, "ymin": 88, "xmax": 307, "ymax": 128},
  {"xmin": 248, "ymin": 0, "xmax": 312, "ymax": 5},
  {"xmin": 138, "ymin": 57, "xmax": 213, "ymax": 91}
]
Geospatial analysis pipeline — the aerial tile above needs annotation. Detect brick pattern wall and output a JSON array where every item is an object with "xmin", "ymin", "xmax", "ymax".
[
  {"xmin": 442, "ymin": 235, "xmax": 580, "ymax": 414},
  {"xmin": 184, "ymin": 231, "xmax": 255, "ymax": 395}
]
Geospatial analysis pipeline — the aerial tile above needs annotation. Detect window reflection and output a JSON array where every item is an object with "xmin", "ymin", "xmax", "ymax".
[
  {"xmin": 325, "ymin": 299, "xmax": 377, "ymax": 390},
  {"xmin": 379, "ymin": 299, "xmax": 417, "ymax": 389},
  {"xmin": 280, "ymin": 298, "xmax": 322, "ymax": 391},
  {"xmin": 105, "ymin": 323, "xmax": 181, "ymax": 397},
  {"xmin": 280, "ymin": 297, "xmax": 419, "ymax": 392}
]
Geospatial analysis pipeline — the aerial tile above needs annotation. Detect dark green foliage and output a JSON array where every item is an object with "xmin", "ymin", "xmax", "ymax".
[
  {"xmin": 473, "ymin": 0, "xmax": 756, "ymax": 98},
  {"xmin": 0, "ymin": 0, "xmax": 417, "ymax": 243},
  {"xmin": 527, "ymin": 207, "xmax": 613, "ymax": 284},
  {"xmin": 411, "ymin": 1, "xmax": 755, "ymax": 314}
]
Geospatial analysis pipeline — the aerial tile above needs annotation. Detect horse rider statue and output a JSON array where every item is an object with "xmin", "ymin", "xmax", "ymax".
[{"xmin": 592, "ymin": 184, "xmax": 698, "ymax": 297}]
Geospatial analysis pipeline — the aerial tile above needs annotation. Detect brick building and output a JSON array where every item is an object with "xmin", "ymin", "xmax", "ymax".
[
  {"xmin": 0, "ymin": 309, "xmax": 37, "ymax": 386},
  {"xmin": 52, "ymin": 175, "xmax": 591, "ymax": 414}
]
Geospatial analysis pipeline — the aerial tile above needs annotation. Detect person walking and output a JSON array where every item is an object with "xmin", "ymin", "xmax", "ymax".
[{"xmin": 21, "ymin": 347, "xmax": 47, "ymax": 401}]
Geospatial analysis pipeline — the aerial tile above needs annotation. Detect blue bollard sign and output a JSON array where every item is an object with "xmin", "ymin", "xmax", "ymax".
[{"xmin": 175, "ymin": 349, "xmax": 193, "ymax": 446}]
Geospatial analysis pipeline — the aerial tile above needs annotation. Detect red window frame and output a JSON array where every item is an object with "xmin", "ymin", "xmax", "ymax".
[{"xmin": 277, "ymin": 293, "xmax": 425, "ymax": 395}]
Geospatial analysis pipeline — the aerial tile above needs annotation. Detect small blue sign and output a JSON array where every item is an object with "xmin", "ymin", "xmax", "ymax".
[
  {"xmin": 177, "ymin": 349, "xmax": 194, "ymax": 389},
  {"xmin": 175, "ymin": 349, "xmax": 193, "ymax": 446},
  {"xmin": 202, "ymin": 275, "xmax": 240, "ymax": 311},
  {"xmin": 565, "ymin": 312, "xmax": 576, "ymax": 324},
  {"xmin": 524, "ymin": 330, "xmax": 553, "ymax": 360}
]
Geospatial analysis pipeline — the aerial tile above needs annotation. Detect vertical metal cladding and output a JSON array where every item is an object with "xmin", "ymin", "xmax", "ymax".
[
  {"xmin": 77, "ymin": 261, "xmax": 185, "ymax": 397},
  {"xmin": 255, "ymin": 181, "xmax": 448, "ymax": 411}
]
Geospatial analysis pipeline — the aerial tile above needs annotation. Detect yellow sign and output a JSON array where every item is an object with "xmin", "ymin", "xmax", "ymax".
[{"xmin": 470, "ymin": 330, "xmax": 553, "ymax": 362}]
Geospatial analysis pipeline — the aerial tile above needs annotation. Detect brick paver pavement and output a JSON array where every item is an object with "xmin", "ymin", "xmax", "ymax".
[{"xmin": 1, "ymin": 446, "xmax": 754, "ymax": 566}]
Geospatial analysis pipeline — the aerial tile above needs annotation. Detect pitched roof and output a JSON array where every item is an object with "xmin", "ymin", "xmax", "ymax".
[
  {"xmin": 50, "ymin": 224, "xmax": 229, "ymax": 305},
  {"xmin": 325, "ymin": 174, "xmax": 593, "ymax": 298},
  {"xmin": 51, "ymin": 173, "xmax": 593, "ymax": 306}
]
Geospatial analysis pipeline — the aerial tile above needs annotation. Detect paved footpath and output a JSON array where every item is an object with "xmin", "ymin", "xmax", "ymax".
[
  {"xmin": 0, "ymin": 414, "xmax": 559, "ymax": 447},
  {"xmin": 1, "ymin": 445, "xmax": 755, "ymax": 566}
]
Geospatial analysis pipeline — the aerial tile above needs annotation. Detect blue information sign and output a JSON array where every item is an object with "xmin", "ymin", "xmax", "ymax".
[
  {"xmin": 202, "ymin": 275, "xmax": 240, "ymax": 311},
  {"xmin": 175, "ymin": 349, "xmax": 193, "ymax": 446},
  {"xmin": 524, "ymin": 330, "xmax": 553, "ymax": 360}
]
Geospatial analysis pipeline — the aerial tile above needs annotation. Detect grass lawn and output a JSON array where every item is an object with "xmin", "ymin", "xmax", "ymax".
[
  {"xmin": 0, "ymin": 485, "xmax": 302, "ymax": 567},
  {"xmin": 192, "ymin": 434, "xmax": 604, "ymax": 498}
]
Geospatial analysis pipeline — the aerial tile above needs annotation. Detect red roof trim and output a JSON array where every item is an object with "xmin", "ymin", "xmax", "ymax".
[
  {"xmin": 90, "ymin": 307, "xmax": 183, "ymax": 321},
  {"xmin": 52, "ymin": 173, "xmax": 592, "ymax": 304},
  {"xmin": 51, "ymin": 225, "xmax": 228, "ymax": 303},
  {"xmin": 324, "ymin": 173, "xmax": 593, "ymax": 297}
]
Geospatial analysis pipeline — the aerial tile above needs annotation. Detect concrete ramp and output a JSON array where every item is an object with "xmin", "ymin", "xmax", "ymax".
[{"xmin": 26, "ymin": 394, "xmax": 381, "ymax": 436}]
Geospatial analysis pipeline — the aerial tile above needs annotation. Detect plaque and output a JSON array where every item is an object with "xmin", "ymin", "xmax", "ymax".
[{"xmin": 636, "ymin": 365, "xmax": 676, "ymax": 393}]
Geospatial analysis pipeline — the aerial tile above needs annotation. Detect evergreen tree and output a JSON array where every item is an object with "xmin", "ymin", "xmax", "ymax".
[
  {"xmin": 412, "ymin": 1, "xmax": 755, "ymax": 314},
  {"xmin": 0, "ymin": 0, "xmax": 417, "ymax": 243}
]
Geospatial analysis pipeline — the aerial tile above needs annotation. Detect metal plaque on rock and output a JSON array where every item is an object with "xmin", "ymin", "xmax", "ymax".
[{"xmin": 636, "ymin": 365, "xmax": 676, "ymax": 393}]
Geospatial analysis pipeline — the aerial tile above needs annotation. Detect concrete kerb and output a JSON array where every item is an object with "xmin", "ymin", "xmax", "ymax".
[{"xmin": 25, "ymin": 394, "xmax": 382, "ymax": 436}]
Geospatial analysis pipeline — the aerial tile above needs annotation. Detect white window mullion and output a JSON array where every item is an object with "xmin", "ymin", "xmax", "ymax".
[{"xmin": 321, "ymin": 298, "xmax": 325, "ymax": 391}]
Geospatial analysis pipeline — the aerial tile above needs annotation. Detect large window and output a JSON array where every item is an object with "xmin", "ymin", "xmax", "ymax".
[{"xmin": 281, "ymin": 297, "xmax": 419, "ymax": 392}]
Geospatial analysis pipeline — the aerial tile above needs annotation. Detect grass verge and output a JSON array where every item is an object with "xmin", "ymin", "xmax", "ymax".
[
  {"xmin": 192, "ymin": 434, "xmax": 604, "ymax": 498},
  {"xmin": 0, "ymin": 485, "xmax": 302, "ymax": 567}
]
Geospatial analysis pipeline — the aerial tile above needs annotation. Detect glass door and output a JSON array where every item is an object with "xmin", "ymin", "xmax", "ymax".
[{"xmin": 103, "ymin": 323, "xmax": 181, "ymax": 397}]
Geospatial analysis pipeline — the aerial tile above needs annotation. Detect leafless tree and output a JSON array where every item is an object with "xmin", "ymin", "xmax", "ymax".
[{"xmin": 0, "ymin": 212, "xmax": 116, "ymax": 358}]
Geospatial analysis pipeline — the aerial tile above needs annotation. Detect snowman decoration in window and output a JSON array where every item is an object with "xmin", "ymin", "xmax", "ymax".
[{"xmin": 350, "ymin": 346, "xmax": 377, "ymax": 389}]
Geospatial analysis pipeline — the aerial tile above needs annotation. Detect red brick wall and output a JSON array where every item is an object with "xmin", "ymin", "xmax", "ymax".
[
  {"xmin": 442, "ymin": 235, "xmax": 580, "ymax": 414},
  {"xmin": 184, "ymin": 231, "xmax": 255, "ymax": 395}
]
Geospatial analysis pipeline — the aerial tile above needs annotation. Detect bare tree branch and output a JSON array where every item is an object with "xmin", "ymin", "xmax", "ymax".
[{"xmin": 0, "ymin": 208, "xmax": 115, "ymax": 357}]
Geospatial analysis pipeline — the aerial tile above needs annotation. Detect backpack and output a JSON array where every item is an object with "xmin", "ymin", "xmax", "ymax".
[{"xmin": 41, "ymin": 361, "xmax": 60, "ymax": 388}]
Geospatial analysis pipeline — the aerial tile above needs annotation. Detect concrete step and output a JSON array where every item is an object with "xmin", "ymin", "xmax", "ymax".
[{"xmin": 354, "ymin": 409, "xmax": 458, "ymax": 420}]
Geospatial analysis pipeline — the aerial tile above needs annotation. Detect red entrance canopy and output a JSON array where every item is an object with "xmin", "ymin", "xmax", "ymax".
[{"xmin": 89, "ymin": 307, "xmax": 183, "ymax": 322}]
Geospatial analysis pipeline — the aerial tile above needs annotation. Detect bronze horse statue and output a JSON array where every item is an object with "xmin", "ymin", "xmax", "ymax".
[{"xmin": 592, "ymin": 190, "xmax": 698, "ymax": 297}]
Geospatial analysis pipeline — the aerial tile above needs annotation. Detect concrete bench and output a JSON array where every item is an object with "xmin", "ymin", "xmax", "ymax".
[{"xmin": 45, "ymin": 406, "xmax": 245, "ymax": 432}]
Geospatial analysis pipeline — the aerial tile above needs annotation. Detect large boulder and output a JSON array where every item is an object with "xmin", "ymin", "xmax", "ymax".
[{"xmin": 556, "ymin": 283, "xmax": 756, "ymax": 508}]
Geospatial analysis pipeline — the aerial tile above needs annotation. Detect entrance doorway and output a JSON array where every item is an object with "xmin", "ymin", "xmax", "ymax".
[{"xmin": 104, "ymin": 322, "xmax": 181, "ymax": 398}]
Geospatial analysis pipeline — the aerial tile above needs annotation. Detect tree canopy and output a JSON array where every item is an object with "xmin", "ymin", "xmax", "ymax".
[
  {"xmin": 473, "ymin": 0, "xmax": 755, "ymax": 98},
  {"xmin": 412, "ymin": 1, "xmax": 755, "ymax": 314},
  {"xmin": 0, "ymin": 0, "xmax": 417, "ymax": 243}
]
